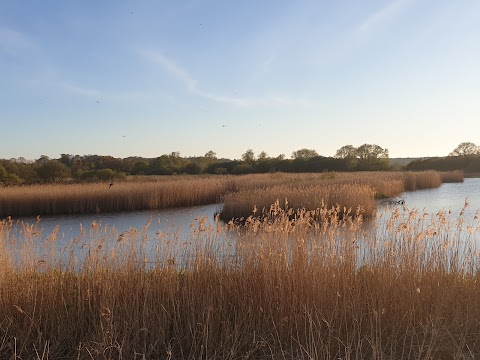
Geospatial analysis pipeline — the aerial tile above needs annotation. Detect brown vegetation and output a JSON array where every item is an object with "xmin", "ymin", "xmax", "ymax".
[
  {"xmin": 440, "ymin": 170, "xmax": 465, "ymax": 183},
  {"xmin": 0, "ymin": 199, "xmax": 479, "ymax": 359},
  {"xmin": 0, "ymin": 176, "xmax": 235, "ymax": 217},
  {"xmin": 221, "ymin": 171, "xmax": 461, "ymax": 221},
  {"xmin": 0, "ymin": 171, "xmax": 464, "ymax": 218}
]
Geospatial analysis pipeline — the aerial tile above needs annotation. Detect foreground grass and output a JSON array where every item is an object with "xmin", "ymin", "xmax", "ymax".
[
  {"xmin": 0, "ymin": 171, "xmax": 463, "ymax": 217},
  {"xmin": 1, "ymin": 200, "xmax": 480, "ymax": 359}
]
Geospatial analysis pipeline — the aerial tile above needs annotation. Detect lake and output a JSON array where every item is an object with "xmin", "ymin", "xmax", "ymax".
[{"xmin": 5, "ymin": 178, "xmax": 480, "ymax": 267}]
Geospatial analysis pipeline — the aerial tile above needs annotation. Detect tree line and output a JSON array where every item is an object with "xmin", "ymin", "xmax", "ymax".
[
  {"xmin": 407, "ymin": 142, "xmax": 480, "ymax": 172},
  {"xmin": 0, "ymin": 144, "xmax": 390, "ymax": 185},
  {"xmin": 1, "ymin": 141, "xmax": 477, "ymax": 185}
]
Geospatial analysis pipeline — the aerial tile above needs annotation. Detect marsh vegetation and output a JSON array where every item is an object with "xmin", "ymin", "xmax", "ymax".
[
  {"xmin": 1, "ymin": 193, "xmax": 480, "ymax": 359},
  {"xmin": 0, "ymin": 170, "xmax": 474, "ymax": 359},
  {"xmin": 0, "ymin": 171, "xmax": 463, "ymax": 218}
]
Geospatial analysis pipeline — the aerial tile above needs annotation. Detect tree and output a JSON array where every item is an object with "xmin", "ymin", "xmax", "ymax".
[
  {"xmin": 185, "ymin": 162, "xmax": 202, "ymax": 174},
  {"xmin": 0, "ymin": 165, "xmax": 9, "ymax": 186},
  {"xmin": 449, "ymin": 142, "xmax": 480, "ymax": 156},
  {"xmin": 35, "ymin": 160, "xmax": 71, "ymax": 182},
  {"xmin": 257, "ymin": 151, "xmax": 268, "ymax": 160},
  {"xmin": 335, "ymin": 145, "xmax": 357, "ymax": 159},
  {"xmin": 36, "ymin": 155, "xmax": 51, "ymax": 164},
  {"xmin": 0, "ymin": 165, "xmax": 21, "ymax": 186},
  {"xmin": 59, "ymin": 154, "xmax": 74, "ymax": 167},
  {"xmin": 335, "ymin": 144, "xmax": 358, "ymax": 170},
  {"xmin": 204, "ymin": 150, "xmax": 217, "ymax": 159},
  {"xmin": 356, "ymin": 144, "xmax": 389, "ymax": 170},
  {"xmin": 242, "ymin": 149, "xmax": 255, "ymax": 163},
  {"xmin": 95, "ymin": 168, "xmax": 115, "ymax": 181},
  {"xmin": 291, "ymin": 148, "xmax": 318, "ymax": 159},
  {"xmin": 132, "ymin": 160, "xmax": 150, "ymax": 175}
]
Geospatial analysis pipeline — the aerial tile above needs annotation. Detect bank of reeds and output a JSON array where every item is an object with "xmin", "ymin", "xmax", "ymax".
[
  {"xmin": 220, "ymin": 183, "xmax": 376, "ymax": 222},
  {"xmin": 220, "ymin": 171, "xmax": 457, "ymax": 221},
  {"xmin": 1, "ymin": 200, "xmax": 480, "ymax": 359},
  {"xmin": 0, "ymin": 171, "xmax": 463, "ymax": 217},
  {"xmin": 0, "ymin": 177, "xmax": 236, "ymax": 217},
  {"xmin": 440, "ymin": 170, "xmax": 465, "ymax": 183}
]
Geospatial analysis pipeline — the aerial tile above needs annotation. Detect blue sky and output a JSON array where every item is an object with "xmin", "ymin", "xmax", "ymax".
[{"xmin": 1, "ymin": 0, "xmax": 480, "ymax": 160}]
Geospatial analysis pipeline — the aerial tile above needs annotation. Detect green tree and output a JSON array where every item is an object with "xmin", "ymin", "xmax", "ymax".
[
  {"xmin": 132, "ymin": 161, "xmax": 150, "ymax": 175},
  {"xmin": 35, "ymin": 160, "xmax": 71, "ymax": 182},
  {"xmin": 36, "ymin": 155, "xmax": 51, "ymax": 164},
  {"xmin": 95, "ymin": 168, "xmax": 115, "ymax": 181},
  {"xmin": 59, "ymin": 154, "xmax": 74, "ymax": 167},
  {"xmin": 0, "ymin": 165, "xmax": 21, "ymax": 186},
  {"xmin": 291, "ymin": 148, "xmax": 319, "ymax": 159},
  {"xmin": 185, "ymin": 162, "xmax": 202, "ymax": 174}
]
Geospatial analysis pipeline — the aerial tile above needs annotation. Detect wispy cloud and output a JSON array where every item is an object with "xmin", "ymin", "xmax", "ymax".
[
  {"xmin": 138, "ymin": 49, "xmax": 197, "ymax": 91},
  {"xmin": 0, "ymin": 28, "xmax": 34, "ymax": 57},
  {"xmin": 137, "ymin": 48, "xmax": 311, "ymax": 107},
  {"xmin": 356, "ymin": 0, "xmax": 411, "ymax": 34}
]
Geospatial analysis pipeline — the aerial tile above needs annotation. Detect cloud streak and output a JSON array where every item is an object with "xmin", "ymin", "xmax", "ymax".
[
  {"xmin": 356, "ymin": 0, "xmax": 411, "ymax": 34},
  {"xmin": 137, "ymin": 48, "xmax": 311, "ymax": 107},
  {"xmin": 138, "ymin": 49, "xmax": 197, "ymax": 91}
]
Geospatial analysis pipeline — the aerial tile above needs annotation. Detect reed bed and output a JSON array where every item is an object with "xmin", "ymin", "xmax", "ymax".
[
  {"xmin": 1, "ymin": 201, "xmax": 480, "ymax": 359},
  {"xmin": 220, "ymin": 183, "xmax": 376, "ymax": 222},
  {"xmin": 404, "ymin": 171, "xmax": 442, "ymax": 191},
  {"xmin": 0, "ymin": 171, "xmax": 463, "ymax": 217},
  {"xmin": 220, "ymin": 171, "xmax": 457, "ymax": 221},
  {"xmin": 0, "ymin": 177, "xmax": 235, "ymax": 217},
  {"xmin": 440, "ymin": 170, "xmax": 465, "ymax": 183}
]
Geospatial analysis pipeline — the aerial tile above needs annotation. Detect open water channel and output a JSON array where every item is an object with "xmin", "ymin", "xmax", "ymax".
[{"xmin": 6, "ymin": 178, "xmax": 480, "ymax": 267}]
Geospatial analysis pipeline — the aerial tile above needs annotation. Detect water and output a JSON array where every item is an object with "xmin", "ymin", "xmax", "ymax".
[
  {"xmin": 5, "ymin": 178, "xmax": 480, "ymax": 268},
  {"xmin": 12, "ymin": 178, "xmax": 480, "ymax": 239},
  {"xmin": 15, "ymin": 203, "xmax": 223, "ymax": 245},
  {"xmin": 399, "ymin": 178, "xmax": 480, "ymax": 218}
]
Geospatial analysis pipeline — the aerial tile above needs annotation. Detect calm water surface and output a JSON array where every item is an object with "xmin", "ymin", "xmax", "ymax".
[
  {"xmin": 13, "ymin": 178, "xmax": 480, "ymax": 242},
  {"xmin": 7, "ymin": 178, "xmax": 480, "ymax": 266},
  {"xmin": 395, "ymin": 178, "xmax": 480, "ymax": 218}
]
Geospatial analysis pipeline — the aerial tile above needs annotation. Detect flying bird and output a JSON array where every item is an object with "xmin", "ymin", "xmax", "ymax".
[{"xmin": 109, "ymin": 183, "xmax": 114, "ymax": 189}]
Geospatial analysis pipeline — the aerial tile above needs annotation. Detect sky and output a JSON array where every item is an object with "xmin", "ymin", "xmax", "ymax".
[{"xmin": 1, "ymin": 0, "xmax": 480, "ymax": 161}]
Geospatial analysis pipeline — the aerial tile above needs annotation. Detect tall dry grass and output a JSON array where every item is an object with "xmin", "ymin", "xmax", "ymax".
[
  {"xmin": 220, "ymin": 171, "xmax": 459, "ymax": 221},
  {"xmin": 440, "ymin": 170, "xmax": 465, "ymax": 183},
  {"xmin": 0, "ymin": 177, "xmax": 236, "ymax": 217},
  {"xmin": 0, "ymin": 171, "xmax": 463, "ymax": 217},
  {"xmin": 1, "ymin": 200, "xmax": 480, "ymax": 359},
  {"xmin": 220, "ymin": 183, "xmax": 376, "ymax": 221}
]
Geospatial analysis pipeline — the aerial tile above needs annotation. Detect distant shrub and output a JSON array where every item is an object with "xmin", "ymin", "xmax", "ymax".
[
  {"xmin": 95, "ymin": 168, "xmax": 115, "ymax": 181},
  {"xmin": 213, "ymin": 167, "xmax": 228, "ymax": 175}
]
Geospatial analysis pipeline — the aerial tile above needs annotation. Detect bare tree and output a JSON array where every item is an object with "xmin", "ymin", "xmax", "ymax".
[
  {"xmin": 449, "ymin": 142, "xmax": 480, "ymax": 156},
  {"xmin": 242, "ymin": 149, "xmax": 255, "ymax": 163},
  {"xmin": 335, "ymin": 145, "xmax": 357, "ymax": 159}
]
